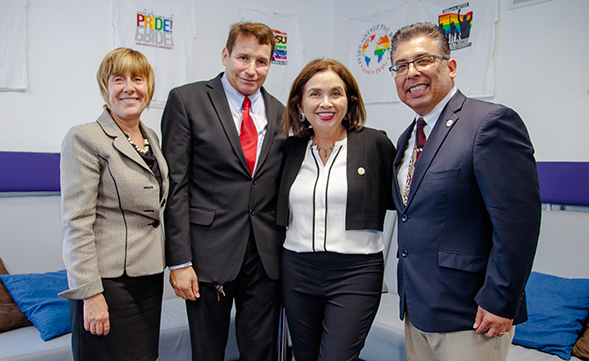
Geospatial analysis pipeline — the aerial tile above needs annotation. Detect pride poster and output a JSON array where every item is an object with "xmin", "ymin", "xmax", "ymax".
[
  {"xmin": 348, "ymin": 5, "xmax": 407, "ymax": 103},
  {"xmin": 419, "ymin": 0, "xmax": 498, "ymax": 98},
  {"xmin": 113, "ymin": 0, "xmax": 197, "ymax": 108}
]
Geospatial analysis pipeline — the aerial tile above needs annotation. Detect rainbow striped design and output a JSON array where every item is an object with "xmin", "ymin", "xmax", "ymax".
[{"xmin": 438, "ymin": 11, "xmax": 473, "ymax": 34}]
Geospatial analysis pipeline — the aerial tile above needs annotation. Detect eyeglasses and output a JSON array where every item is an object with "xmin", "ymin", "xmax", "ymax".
[{"xmin": 389, "ymin": 55, "xmax": 449, "ymax": 78}]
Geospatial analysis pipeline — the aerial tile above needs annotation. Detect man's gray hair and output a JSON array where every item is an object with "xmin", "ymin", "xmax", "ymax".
[{"xmin": 390, "ymin": 22, "xmax": 451, "ymax": 61}]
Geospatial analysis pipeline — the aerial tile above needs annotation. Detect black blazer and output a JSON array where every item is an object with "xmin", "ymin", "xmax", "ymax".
[
  {"xmin": 392, "ymin": 90, "xmax": 541, "ymax": 332},
  {"xmin": 161, "ymin": 73, "xmax": 286, "ymax": 284},
  {"xmin": 277, "ymin": 127, "xmax": 396, "ymax": 232}
]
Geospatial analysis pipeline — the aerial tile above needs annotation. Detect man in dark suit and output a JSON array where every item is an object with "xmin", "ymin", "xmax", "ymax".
[
  {"xmin": 389, "ymin": 22, "xmax": 541, "ymax": 361},
  {"xmin": 161, "ymin": 22, "xmax": 286, "ymax": 361}
]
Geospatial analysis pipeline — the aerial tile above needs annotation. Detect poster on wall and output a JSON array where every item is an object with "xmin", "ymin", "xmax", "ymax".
[
  {"xmin": 0, "ymin": 0, "xmax": 28, "ymax": 91},
  {"xmin": 419, "ymin": 0, "xmax": 498, "ymax": 98},
  {"xmin": 348, "ymin": 5, "xmax": 407, "ymax": 103},
  {"xmin": 113, "ymin": 0, "xmax": 197, "ymax": 108},
  {"xmin": 238, "ymin": 8, "xmax": 305, "ymax": 103}
]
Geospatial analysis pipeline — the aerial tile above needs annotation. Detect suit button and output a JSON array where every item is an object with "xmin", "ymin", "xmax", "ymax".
[
  {"xmin": 401, "ymin": 215, "xmax": 408, "ymax": 222},
  {"xmin": 402, "ymin": 250, "xmax": 408, "ymax": 257},
  {"xmin": 149, "ymin": 220, "xmax": 160, "ymax": 228},
  {"xmin": 253, "ymin": 180, "xmax": 257, "ymax": 185},
  {"xmin": 250, "ymin": 209, "xmax": 255, "ymax": 216}
]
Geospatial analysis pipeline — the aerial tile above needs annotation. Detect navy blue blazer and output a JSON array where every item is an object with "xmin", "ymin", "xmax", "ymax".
[
  {"xmin": 392, "ymin": 91, "xmax": 541, "ymax": 332},
  {"xmin": 277, "ymin": 127, "xmax": 396, "ymax": 232}
]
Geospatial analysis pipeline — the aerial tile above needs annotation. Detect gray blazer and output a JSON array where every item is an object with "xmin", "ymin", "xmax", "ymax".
[{"xmin": 60, "ymin": 109, "xmax": 169, "ymax": 300}]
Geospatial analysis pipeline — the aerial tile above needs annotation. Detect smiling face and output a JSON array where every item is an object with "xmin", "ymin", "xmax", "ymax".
[
  {"xmin": 393, "ymin": 35, "xmax": 457, "ymax": 116},
  {"xmin": 222, "ymin": 35, "xmax": 272, "ymax": 96},
  {"xmin": 300, "ymin": 69, "xmax": 348, "ymax": 136},
  {"xmin": 107, "ymin": 72, "xmax": 149, "ymax": 124}
]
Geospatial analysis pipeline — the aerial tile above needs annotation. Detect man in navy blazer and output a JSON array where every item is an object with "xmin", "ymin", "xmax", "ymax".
[
  {"xmin": 161, "ymin": 22, "xmax": 286, "ymax": 361},
  {"xmin": 389, "ymin": 23, "xmax": 541, "ymax": 361}
]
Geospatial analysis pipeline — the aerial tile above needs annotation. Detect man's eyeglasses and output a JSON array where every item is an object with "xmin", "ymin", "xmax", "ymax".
[{"xmin": 389, "ymin": 55, "xmax": 449, "ymax": 78}]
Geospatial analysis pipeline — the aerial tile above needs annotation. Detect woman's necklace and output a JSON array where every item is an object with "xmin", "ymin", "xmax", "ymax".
[
  {"xmin": 311, "ymin": 127, "xmax": 346, "ymax": 158},
  {"xmin": 313, "ymin": 143, "xmax": 334, "ymax": 158},
  {"xmin": 127, "ymin": 136, "xmax": 150, "ymax": 155}
]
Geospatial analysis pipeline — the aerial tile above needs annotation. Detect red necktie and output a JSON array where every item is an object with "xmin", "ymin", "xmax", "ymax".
[
  {"xmin": 240, "ymin": 97, "xmax": 257, "ymax": 174},
  {"xmin": 415, "ymin": 117, "xmax": 427, "ymax": 162}
]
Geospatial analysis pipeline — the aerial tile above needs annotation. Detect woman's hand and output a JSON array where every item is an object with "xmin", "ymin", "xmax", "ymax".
[{"xmin": 83, "ymin": 293, "xmax": 110, "ymax": 335}]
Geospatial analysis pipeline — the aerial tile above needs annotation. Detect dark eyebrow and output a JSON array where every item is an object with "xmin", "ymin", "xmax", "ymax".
[
  {"xmin": 394, "ymin": 53, "xmax": 432, "ymax": 64},
  {"xmin": 306, "ymin": 85, "xmax": 345, "ymax": 94}
]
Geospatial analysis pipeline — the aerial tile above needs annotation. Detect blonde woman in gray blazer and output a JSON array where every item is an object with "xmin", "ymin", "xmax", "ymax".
[{"xmin": 59, "ymin": 48, "xmax": 168, "ymax": 361}]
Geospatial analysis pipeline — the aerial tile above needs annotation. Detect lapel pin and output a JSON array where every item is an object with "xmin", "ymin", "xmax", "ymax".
[
  {"xmin": 357, "ymin": 167, "xmax": 365, "ymax": 175},
  {"xmin": 446, "ymin": 120, "xmax": 454, "ymax": 127}
]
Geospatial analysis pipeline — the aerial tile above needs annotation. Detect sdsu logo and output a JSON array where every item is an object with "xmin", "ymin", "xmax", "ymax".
[
  {"xmin": 272, "ymin": 29, "xmax": 287, "ymax": 65},
  {"xmin": 356, "ymin": 25, "xmax": 392, "ymax": 75}
]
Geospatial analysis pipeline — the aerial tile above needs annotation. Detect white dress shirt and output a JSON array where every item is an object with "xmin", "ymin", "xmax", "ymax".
[
  {"xmin": 284, "ymin": 138, "xmax": 383, "ymax": 254},
  {"xmin": 397, "ymin": 87, "xmax": 457, "ymax": 195}
]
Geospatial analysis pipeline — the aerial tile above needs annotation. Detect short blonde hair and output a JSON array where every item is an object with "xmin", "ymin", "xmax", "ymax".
[{"xmin": 96, "ymin": 48, "xmax": 155, "ymax": 109}]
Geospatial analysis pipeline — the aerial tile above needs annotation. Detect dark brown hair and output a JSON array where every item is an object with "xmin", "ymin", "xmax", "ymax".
[
  {"xmin": 226, "ymin": 22, "xmax": 276, "ymax": 60},
  {"xmin": 283, "ymin": 58, "xmax": 366, "ymax": 137}
]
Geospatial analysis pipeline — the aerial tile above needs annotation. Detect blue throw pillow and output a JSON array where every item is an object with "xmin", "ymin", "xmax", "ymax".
[
  {"xmin": 0, "ymin": 270, "xmax": 71, "ymax": 341},
  {"xmin": 513, "ymin": 272, "xmax": 589, "ymax": 360}
]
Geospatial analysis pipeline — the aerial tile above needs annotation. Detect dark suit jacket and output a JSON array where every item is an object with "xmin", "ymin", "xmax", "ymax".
[
  {"xmin": 277, "ymin": 127, "xmax": 396, "ymax": 232},
  {"xmin": 392, "ymin": 91, "xmax": 541, "ymax": 333},
  {"xmin": 161, "ymin": 73, "xmax": 286, "ymax": 284}
]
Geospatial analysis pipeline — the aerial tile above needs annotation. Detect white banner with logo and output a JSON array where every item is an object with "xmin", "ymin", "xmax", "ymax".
[
  {"xmin": 113, "ymin": 0, "xmax": 197, "ymax": 108},
  {"xmin": 238, "ymin": 8, "xmax": 305, "ymax": 103},
  {"xmin": 348, "ymin": 5, "xmax": 407, "ymax": 103},
  {"xmin": 0, "ymin": 0, "xmax": 27, "ymax": 90},
  {"xmin": 419, "ymin": 0, "xmax": 498, "ymax": 98}
]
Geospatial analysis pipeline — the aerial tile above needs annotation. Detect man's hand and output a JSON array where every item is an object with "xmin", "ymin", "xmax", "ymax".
[
  {"xmin": 83, "ymin": 293, "xmax": 110, "ymax": 336},
  {"xmin": 473, "ymin": 306, "xmax": 513, "ymax": 338},
  {"xmin": 170, "ymin": 266, "xmax": 200, "ymax": 301}
]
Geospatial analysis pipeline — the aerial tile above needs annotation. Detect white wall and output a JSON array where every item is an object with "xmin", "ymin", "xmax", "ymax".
[
  {"xmin": 0, "ymin": 0, "xmax": 333, "ymax": 153},
  {"xmin": 1, "ymin": 0, "xmax": 588, "ymax": 161},
  {"xmin": 333, "ymin": 0, "xmax": 589, "ymax": 162}
]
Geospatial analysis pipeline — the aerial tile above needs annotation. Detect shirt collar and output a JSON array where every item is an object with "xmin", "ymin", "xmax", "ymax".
[
  {"xmin": 414, "ymin": 87, "xmax": 457, "ymax": 132},
  {"xmin": 221, "ymin": 73, "xmax": 263, "ymax": 113}
]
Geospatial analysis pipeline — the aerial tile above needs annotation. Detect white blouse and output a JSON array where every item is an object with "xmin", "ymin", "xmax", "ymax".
[{"xmin": 283, "ymin": 138, "xmax": 383, "ymax": 254}]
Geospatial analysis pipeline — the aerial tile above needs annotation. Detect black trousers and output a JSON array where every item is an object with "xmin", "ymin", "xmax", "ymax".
[
  {"xmin": 69, "ymin": 272, "xmax": 164, "ymax": 361},
  {"xmin": 185, "ymin": 236, "xmax": 281, "ymax": 361},
  {"xmin": 282, "ymin": 249, "xmax": 384, "ymax": 361}
]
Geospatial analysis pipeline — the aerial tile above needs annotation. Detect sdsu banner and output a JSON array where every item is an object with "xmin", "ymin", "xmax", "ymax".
[
  {"xmin": 419, "ymin": 0, "xmax": 498, "ymax": 98},
  {"xmin": 238, "ymin": 8, "xmax": 305, "ymax": 103},
  {"xmin": 349, "ymin": 5, "xmax": 407, "ymax": 103},
  {"xmin": 113, "ymin": 0, "xmax": 197, "ymax": 108}
]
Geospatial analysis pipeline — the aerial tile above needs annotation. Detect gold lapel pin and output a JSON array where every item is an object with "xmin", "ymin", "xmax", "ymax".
[
  {"xmin": 446, "ymin": 120, "xmax": 454, "ymax": 127},
  {"xmin": 358, "ymin": 167, "xmax": 365, "ymax": 175}
]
